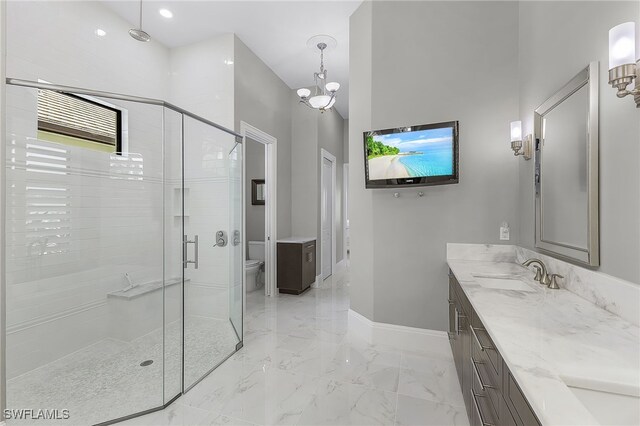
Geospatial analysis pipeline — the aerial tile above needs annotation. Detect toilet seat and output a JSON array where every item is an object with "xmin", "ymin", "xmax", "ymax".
[{"xmin": 245, "ymin": 259, "xmax": 263, "ymax": 268}]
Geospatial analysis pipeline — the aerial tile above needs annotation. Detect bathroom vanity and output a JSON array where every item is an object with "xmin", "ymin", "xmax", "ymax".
[
  {"xmin": 277, "ymin": 237, "xmax": 316, "ymax": 294},
  {"xmin": 447, "ymin": 244, "xmax": 640, "ymax": 426},
  {"xmin": 449, "ymin": 270, "xmax": 539, "ymax": 426}
]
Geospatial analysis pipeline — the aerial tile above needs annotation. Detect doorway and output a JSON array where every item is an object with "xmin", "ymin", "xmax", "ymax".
[
  {"xmin": 320, "ymin": 149, "xmax": 337, "ymax": 280},
  {"xmin": 240, "ymin": 122, "xmax": 277, "ymax": 307}
]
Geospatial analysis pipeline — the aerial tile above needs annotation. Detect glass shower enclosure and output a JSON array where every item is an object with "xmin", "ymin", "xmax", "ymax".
[{"xmin": 3, "ymin": 79, "xmax": 243, "ymax": 425}]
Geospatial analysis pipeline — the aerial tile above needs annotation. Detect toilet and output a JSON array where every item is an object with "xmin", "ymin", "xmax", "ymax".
[{"xmin": 245, "ymin": 241, "xmax": 265, "ymax": 292}]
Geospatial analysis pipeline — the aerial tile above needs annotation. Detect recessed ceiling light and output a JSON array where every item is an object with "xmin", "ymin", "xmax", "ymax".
[
  {"xmin": 159, "ymin": 8, "xmax": 173, "ymax": 19},
  {"xmin": 224, "ymin": 59, "xmax": 234, "ymax": 65},
  {"xmin": 95, "ymin": 29, "xmax": 107, "ymax": 37}
]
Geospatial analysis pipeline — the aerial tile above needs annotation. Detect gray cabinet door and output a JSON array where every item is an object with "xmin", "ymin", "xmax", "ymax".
[{"xmin": 449, "ymin": 275, "xmax": 463, "ymax": 384}]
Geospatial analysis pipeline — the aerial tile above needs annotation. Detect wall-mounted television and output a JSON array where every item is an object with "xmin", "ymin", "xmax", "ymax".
[{"xmin": 363, "ymin": 121, "xmax": 459, "ymax": 188}]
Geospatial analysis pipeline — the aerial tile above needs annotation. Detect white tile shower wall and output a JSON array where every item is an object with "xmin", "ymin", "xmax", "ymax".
[
  {"xmin": 7, "ymin": 302, "xmax": 111, "ymax": 379},
  {"xmin": 164, "ymin": 108, "xmax": 184, "ymax": 338},
  {"xmin": 167, "ymin": 32, "xmax": 237, "ymax": 323},
  {"xmin": 5, "ymin": 85, "xmax": 166, "ymax": 377},
  {"xmin": 446, "ymin": 244, "xmax": 640, "ymax": 327},
  {"xmin": 108, "ymin": 284, "xmax": 181, "ymax": 342},
  {"xmin": 169, "ymin": 34, "xmax": 235, "ymax": 129},
  {"xmin": 182, "ymin": 117, "xmax": 235, "ymax": 321}
]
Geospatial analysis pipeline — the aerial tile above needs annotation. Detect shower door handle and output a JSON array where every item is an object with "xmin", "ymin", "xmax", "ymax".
[{"xmin": 183, "ymin": 235, "xmax": 199, "ymax": 269}]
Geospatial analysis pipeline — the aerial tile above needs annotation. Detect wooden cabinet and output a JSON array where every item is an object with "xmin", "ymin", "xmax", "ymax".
[
  {"xmin": 277, "ymin": 240, "xmax": 316, "ymax": 294},
  {"xmin": 449, "ymin": 271, "xmax": 541, "ymax": 426},
  {"xmin": 449, "ymin": 272, "xmax": 472, "ymax": 419}
]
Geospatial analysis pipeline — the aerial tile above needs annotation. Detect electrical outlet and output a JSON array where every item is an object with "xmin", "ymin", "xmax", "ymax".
[{"xmin": 500, "ymin": 222, "xmax": 510, "ymax": 241}]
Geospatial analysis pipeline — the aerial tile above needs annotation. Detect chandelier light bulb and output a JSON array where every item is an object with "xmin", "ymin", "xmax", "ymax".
[
  {"xmin": 325, "ymin": 82, "xmax": 340, "ymax": 93},
  {"xmin": 297, "ymin": 88, "xmax": 311, "ymax": 98},
  {"xmin": 609, "ymin": 22, "xmax": 636, "ymax": 69},
  {"xmin": 308, "ymin": 95, "xmax": 331, "ymax": 109}
]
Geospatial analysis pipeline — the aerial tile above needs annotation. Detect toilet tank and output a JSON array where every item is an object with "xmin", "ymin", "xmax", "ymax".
[{"xmin": 248, "ymin": 241, "xmax": 265, "ymax": 261}]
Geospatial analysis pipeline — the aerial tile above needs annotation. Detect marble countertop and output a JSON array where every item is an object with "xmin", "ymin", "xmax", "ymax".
[
  {"xmin": 277, "ymin": 237, "xmax": 315, "ymax": 244},
  {"xmin": 447, "ymin": 259, "xmax": 640, "ymax": 426}
]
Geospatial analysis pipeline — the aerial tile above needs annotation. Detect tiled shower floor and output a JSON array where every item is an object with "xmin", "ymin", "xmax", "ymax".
[{"xmin": 6, "ymin": 317, "xmax": 239, "ymax": 425}]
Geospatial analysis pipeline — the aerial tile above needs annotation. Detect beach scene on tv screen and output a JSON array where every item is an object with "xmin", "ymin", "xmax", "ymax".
[{"xmin": 366, "ymin": 127, "xmax": 454, "ymax": 180}]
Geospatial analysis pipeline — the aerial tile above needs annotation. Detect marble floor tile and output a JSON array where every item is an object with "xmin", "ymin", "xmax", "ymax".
[
  {"xmin": 397, "ymin": 359, "xmax": 465, "ymax": 407},
  {"xmin": 197, "ymin": 411, "xmax": 256, "ymax": 426},
  {"xmin": 395, "ymin": 395, "xmax": 470, "ymax": 426},
  {"xmin": 217, "ymin": 368, "xmax": 318, "ymax": 425},
  {"xmin": 322, "ymin": 342, "xmax": 402, "ymax": 392},
  {"xmin": 119, "ymin": 402, "xmax": 210, "ymax": 426},
  {"xmin": 297, "ymin": 379, "xmax": 397, "ymax": 425},
  {"xmin": 400, "ymin": 346, "xmax": 455, "ymax": 370}
]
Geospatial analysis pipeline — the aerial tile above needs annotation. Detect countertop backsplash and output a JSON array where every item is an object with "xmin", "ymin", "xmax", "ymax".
[{"xmin": 447, "ymin": 243, "xmax": 640, "ymax": 326}]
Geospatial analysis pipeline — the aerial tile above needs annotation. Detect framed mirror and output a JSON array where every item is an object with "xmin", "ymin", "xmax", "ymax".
[
  {"xmin": 251, "ymin": 179, "xmax": 265, "ymax": 205},
  {"xmin": 534, "ymin": 62, "xmax": 599, "ymax": 266}
]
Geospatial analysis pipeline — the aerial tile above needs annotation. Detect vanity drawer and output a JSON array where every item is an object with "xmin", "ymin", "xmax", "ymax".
[
  {"xmin": 471, "ymin": 312, "xmax": 500, "ymax": 376},
  {"xmin": 471, "ymin": 390, "xmax": 497, "ymax": 426},
  {"xmin": 504, "ymin": 372, "xmax": 541, "ymax": 426},
  {"xmin": 471, "ymin": 352, "xmax": 500, "ymax": 418}
]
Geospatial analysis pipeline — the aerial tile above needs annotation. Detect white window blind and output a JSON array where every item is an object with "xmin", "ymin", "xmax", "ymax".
[{"xmin": 37, "ymin": 89, "xmax": 119, "ymax": 146}]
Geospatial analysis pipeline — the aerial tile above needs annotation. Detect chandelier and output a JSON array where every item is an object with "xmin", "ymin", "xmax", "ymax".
[{"xmin": 297, "ymin": 35, "xmax": 340, "ymax": 112}]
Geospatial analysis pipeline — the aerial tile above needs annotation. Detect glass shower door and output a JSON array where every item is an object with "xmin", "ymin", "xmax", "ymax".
[
  {"xmin": 4, "ymin": 85, "xmax": 168, "ymax": 425},
  {"xmin": 182, "ymin": 116, "xmax": 242, "ymax": 390}
]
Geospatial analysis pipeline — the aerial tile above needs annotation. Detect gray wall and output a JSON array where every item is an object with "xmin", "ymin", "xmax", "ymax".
[
  {"xmin": 319, "ymin": 109, "xmax": 345, "ymax": 266},
  {"xmin": 291, "ymin": 90, "xmax": 319, "ymax": 242},
  {"xmin": 518, "ymin": 1, "xmax": 640, "ymax": 284},
  {"xmin": 348, "ymin": 1, "xmax": 375, "ymax": 319},
  {"xmin": 343, "ymin": 119, "xmax": 349, "ymax": 163},
  {"xmin": 245, "ymin": 139, "xmax": 266, "ymax": 243},
  {"xmin": 234, "ymin": 36, "xmax": 293, "ymax": 239},
  {"xmin": 349, "ymin": 1, "xmax": 520, "ymax": 330},
  {"xmin": 291, "ymin": 90, "xmax": 347, "ymax": 275}
]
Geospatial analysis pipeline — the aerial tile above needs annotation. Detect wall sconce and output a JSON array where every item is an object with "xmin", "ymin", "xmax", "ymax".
[
  {"xmin": 608, "ymin": 22, "xmax": 639, "ymax": 107},
  {"xmin": 510, "ymin": 121, "xmax": 531, "ymax": 160}
]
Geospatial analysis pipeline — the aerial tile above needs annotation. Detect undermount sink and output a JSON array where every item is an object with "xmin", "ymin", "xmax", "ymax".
[
  {"xmin": 563, "ymin": 378, "xmax": 640, "ymax": 425},
  {"xmin": 471, "ymin": 274, "xmax": 536, "ymax": 292}
]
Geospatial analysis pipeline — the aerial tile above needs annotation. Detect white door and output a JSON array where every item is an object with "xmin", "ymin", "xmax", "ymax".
[{"xmin": 322, "ymin": 157, "xmax": 333, "ymax": 279}]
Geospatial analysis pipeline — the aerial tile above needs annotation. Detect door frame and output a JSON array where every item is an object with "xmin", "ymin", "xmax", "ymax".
[
  {"xmin": 343, "ymin": 163, "xmax": 349, "ymax": 263},
  {"xmin": 240, "ymin": 122, "xmax": 277, "ymax": 304},
  {"xmin": 320, "ymin": 148, "xmax": 337, "ymax": 280}
]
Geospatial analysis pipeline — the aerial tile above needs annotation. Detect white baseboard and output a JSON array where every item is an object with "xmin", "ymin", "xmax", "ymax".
[
  {"xmin": 348, "ymin": 309, "xmax": 448, "ymax": 352},
  {"xmin": 311, "ymin": 274, "xmax": 322, "ymax": 288}
]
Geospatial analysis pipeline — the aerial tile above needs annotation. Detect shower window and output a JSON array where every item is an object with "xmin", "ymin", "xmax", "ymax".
[{"xmin": 37, "ymin": 89, "xmax": 123, "ymax": 153}]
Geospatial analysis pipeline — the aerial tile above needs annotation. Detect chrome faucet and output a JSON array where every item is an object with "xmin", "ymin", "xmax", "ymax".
[{"xmin": 522, "ymin": 258, "xmax": 551, "ymax": 286}]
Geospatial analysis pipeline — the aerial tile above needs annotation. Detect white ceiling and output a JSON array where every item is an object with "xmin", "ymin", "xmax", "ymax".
[{"xmin": 102, "ymin": 0, "xmax": 361, "ymax": 117}]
